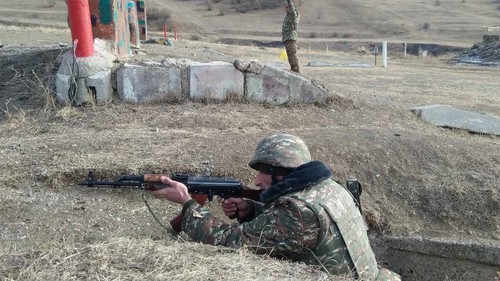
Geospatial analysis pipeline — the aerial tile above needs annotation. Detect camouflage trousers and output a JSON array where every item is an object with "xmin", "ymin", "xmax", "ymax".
[{"xmin": 284, "ymin": 40, "xmax": 300, "ymax": 73}]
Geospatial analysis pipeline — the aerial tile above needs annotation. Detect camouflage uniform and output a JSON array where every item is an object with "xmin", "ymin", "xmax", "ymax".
[
  {"xmin": 179, "ymin": 133, "xmax": 400, "ymax": 280},
  {"xmin": 282, "ymin": 0, "xmax": 300, "ymax": 73}
]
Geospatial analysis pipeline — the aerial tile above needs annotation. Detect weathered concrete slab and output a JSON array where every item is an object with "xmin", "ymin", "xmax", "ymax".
[
  {"xmin": 371, "ymin": 235, "xmax": 500, "ymax": 281},
  {"xmin": 87, "ymin": 70, "xmax": 113, "ymax": 103},
  {"xmin": 117, "ymin": 63, "xmax": 182, "ymax": 103},
  {"xmin": 188, "ymin": 61, "xmax": 244, "ymax": 101},
  {"xmin": 55, "ymin": 71, "xmax": 112, "ymax": 105},
  {"xmin": 55, "ymin": 73, "xmax": 72, "ymax": 105},
  {"xmin": 412, "ymin": 104, "xmax": 500, "ymax": 136},
  {"xmin": 162, "ymin": 58, "xmax": 192, "ymax": 99},
  {"xmin": 246, "ymin": 65, "xmax": 333, "ymax": 105}
]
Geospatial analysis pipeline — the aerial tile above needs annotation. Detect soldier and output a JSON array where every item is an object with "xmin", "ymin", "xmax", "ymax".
[
  {"xmin": 150, "ymin": 133, "xmax": 400, "ymax": 280},
  {"xmin": 282, "ymin": 0, "xmax": 300, "ymax": 73}
]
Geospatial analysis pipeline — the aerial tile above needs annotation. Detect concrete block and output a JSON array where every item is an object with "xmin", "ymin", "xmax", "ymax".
[
  {"xmin": 370, "ymin": 235, "xmax": 500, "ymax": 281},
  {"xmin": 87, "ymin": 70, "xmax": 113, "ymax": 103},
  {"xmin": 163, "ymin": 58, "xmax": 192, "ymax": 100},
  {"xmin": 246, "ymin": 65, "xmax": 333, "ymax": 105},
  {"xmin": 55, "ymin": 73, "xmax": 72, "ymax": 105},
  {"xmin": 55, "ymin": 71, "xmax": 112, "ymax": 105},
  {"xmin": 188, "ymin": 61, "xmax": 244, "ymax": 101},
  {"xmin": 412, "ymin": 104, "xmax": 500, "ymax": 136},
  {"xmin": 246, "ymin": 66, "xmax": 291, "ymax": 105},
  {"xmin": 296, "ymin": 78, "xmax": 333, "ymax": 104},
  {"xmin": 117, "ymin": 63, "xmax": 182, "ymax": 103}
]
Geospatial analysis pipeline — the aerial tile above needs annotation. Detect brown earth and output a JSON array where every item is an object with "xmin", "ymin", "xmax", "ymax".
[
  {"xmin": 1, "ymin": 39, "xmax": 499, "ymax": 280},
  {"xmin": 0, "ymin": 0, "xmax": 499, "ymax": 280}
]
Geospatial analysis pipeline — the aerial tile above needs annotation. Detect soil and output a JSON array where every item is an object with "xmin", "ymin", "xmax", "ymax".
[{"xmin": 0, "ymin": 2, "xmax": 499, "ymax": 279}]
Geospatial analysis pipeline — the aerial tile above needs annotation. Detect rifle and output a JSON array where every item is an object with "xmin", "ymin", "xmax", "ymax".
[{"xmin": 79, "ymin": 170, "xmax": 262, "ymax": 233}]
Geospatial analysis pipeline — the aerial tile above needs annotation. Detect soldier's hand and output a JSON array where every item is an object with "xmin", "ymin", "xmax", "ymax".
[
  {"xmin": 149, "ymin": 176, "xmax": 192, "ymax": 205},
  {"xmin": 222, "ymin": 197, "xmax": 251, "ymax": 219}
]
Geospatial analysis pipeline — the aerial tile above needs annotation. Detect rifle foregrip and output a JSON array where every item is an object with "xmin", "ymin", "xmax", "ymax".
[
  {"xmin": 143, "ymin": 183, "xmax": 167, "ymax": 190},
  {"xmin": 144, "ymin": 174, "xmax": 164, "ymax": 182},
  {"xmin": 143, "ymin": 174, "xmax": 170, "ymax": 190}
]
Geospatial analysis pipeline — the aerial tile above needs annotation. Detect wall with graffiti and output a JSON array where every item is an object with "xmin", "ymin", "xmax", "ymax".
[{"xmin": 87, "ymin": 0, "xmax": 148, "ymax": 58}]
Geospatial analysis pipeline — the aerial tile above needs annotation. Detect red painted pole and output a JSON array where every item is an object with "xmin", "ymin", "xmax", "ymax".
[
  {"xmin": 174, "ymin": 24, "xmax": 177, "ymax": 40},
  {"xmin": 67, "ymin": 0, "xmax": 94, "ymax": 57},
  {"xmin": 163, "ymin": 23, "xmax": 167, "ymax": 40}
]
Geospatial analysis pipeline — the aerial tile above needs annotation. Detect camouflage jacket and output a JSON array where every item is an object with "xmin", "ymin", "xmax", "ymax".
[
  {"xmin": 180, "ymin": 161, "xmax": 400, "ymax": 280},
  {"xmin": 282, "ymin": 0, "xmax": 299, "ymax": 42}
]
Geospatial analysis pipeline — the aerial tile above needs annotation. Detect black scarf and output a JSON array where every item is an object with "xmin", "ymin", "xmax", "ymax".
[{"xmin": 259, "ymin": 160, "xmax": 333, "ymax": 204}]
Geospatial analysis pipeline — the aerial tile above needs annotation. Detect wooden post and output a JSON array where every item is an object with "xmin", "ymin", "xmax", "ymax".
[{"xmin": 163, "ymin": 23, "xmax": 167, "ymax": 40}]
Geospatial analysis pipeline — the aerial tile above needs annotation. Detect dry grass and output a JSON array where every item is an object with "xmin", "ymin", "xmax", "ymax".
[
  {"xmin": 0, "ymin": 98, "xmax": 26, "ymax": 125},
  {"xmin": 1, "ymin": 237, "xmax": 338, "ymax": 281},
  {"xmin": 0, "ymin": 25, "xmax": 69, "ymax": 34}
]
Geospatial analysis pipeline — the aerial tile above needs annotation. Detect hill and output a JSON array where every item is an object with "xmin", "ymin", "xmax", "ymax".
[{"xmin": 1, "ymin": 0, "xmax": 499, "ymax": 46}]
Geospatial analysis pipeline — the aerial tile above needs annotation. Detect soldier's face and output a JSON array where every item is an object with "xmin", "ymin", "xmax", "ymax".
[
  {"xmin": 254, "ymin": 172, "xmax": 283, "ymax": 189},
  {"xmin": 284, "ymin": 5, "xmax": 289, "ymax": 12}
]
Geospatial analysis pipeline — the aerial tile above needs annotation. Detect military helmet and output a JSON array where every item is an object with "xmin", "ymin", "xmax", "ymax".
[{"xmin": 249, "ymin": 133, "xmax": 311, "ymax": 173}]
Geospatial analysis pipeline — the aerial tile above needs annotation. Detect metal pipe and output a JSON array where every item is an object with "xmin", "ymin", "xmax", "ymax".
[{"xmin": 67, "ymin": 0, "xmax": 94, "ymax": 57}]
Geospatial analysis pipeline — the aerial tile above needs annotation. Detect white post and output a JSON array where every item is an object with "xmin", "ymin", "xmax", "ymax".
[
  {"xmin": 404, "ymin": 42, "xmax": 407, "ymax": 57},
  {"xmin": 326, "ymin": 45, "xmax": 329, "ymax": 53},
  {"xmin": 382, "ymin": 41, "xmax": 388, "ymax": 68}
]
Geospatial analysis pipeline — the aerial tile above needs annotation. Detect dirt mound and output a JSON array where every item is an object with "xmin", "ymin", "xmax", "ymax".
[
  {"xmin": 1, "ymin": 237, "xmax": 336, "ymax": 280},
  {"xmin": 452, "ymin": 40, "xmax": 500, "ymax": 66},
  {"xmin": 1, "ymin": 41, "xmax": 499, "ymax": 280}
]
